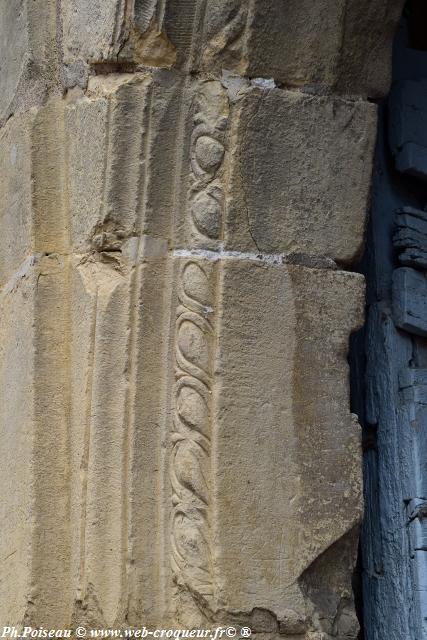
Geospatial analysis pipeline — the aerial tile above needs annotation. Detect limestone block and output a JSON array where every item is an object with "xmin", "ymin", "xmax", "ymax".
[
  {"xmin": 334, "ymin": 0, "xmax": 405, "ymax": 98},
  {"xmin": 0, "ymin": 269, "xmax": 35, "ymax": 626},
  {"xmin": 0, "ymin": 0, "xmax": 59, "ymax": 123},
  {"xmin": 114, "ymin": 77, "xmax": 375, "ymax": 263},
  {"xmin": 0, "ymin": 98, "xmax": 68, "ymax": 286},
  {"xmin": 65, "ymin": 74, "xmax": 151, "ymax": 252},
  {"xmin": 66, "ymin": 71, "xmax": 185, "ymax": 253},
  {"xmin": 0, "ymin": 97, "xmax": 80, "ymax": 624},
  {"xmin": 169, "ymin": 257, "xmax": 364, "ymax": 634},
  {"xmin": 61, "ymin": 0, "xmax": 126, "ymax": 64},
  {"xmin": 173, "ymin": 78, "xmax": 230, "ymax": 251},
  {"xmin": 0, "ymin": 255, "xmax": 72, "ymax": 626},
  {"xmin": 225, "ymin": 89, "xmax": 377, "ymax": 263},
  {"xmin": 61, "ymin": 0, "xmax": 177, "ymax": 68},
  {"xmin": 32, "ymin": 99, "xmax": 69, "ymax": 255},
  {"xmin": 203, "ymin": 0, "xmax": 403, "ymax": 97},
  {"xmin": 126, "ymin": 255, "xmax": 173, "ymax": 627},
  {"xmin": 67, "ymin": 245, "xmax": 172, "ymax": 627},
  {"xmin": 31, "ymin": 255, "xmax": 73, "ymax": 626},
  {"xmin": 0, "ymin": 112, "xmax": 34, "ymax": 286},
  {"xmin": 0, "ymin": 0, "xmax": 29, "ymax": 119},
  {"xmin": 61, "ymin": 0, "xmax": 403, "ymax": 97},
  {"xmin": 63, "ymin": 76, "xmax": 376, "ymax": 263},
  {"xmin": 68, "ymin": 257, "xmax": 131, "ymax": 625},
  {"xmin": 0, "ymin": 243, "xmax": 174, "ymax": 626}
]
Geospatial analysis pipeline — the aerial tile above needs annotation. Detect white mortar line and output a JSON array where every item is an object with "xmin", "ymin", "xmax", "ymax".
[{"xmin": 172, "ymin": 247, "xmax": 287, "ymax": 264}]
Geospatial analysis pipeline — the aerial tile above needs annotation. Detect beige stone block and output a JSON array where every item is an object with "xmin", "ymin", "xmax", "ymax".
[
  {"xmin": 168, "ymin": 257, "xmax": 364, "ymax": 632},
  {"xmin": 0, "ymin": 98, "xmax": 72, "ymax": 625},
  {"xmin": 0, "ymin": 269, "xmax": 35, "ymax": 626},
  {"xmin": 169, "ymin": 79, "xmax": 376, "ymax": 261},
  {"xmin": 213, "ymin": 263, "xmax": 364, "ymax": 625},
  {"xmin": 0, "ymin": 0, "xmax": 29, "ymax": 119},
  {"xmin": 0, "ymin": 0, "xmax": 59, "ymax": 122},
  {"xmin": 66, "ymin": 71, "xmax": 185, "ymax": 253},
  {"xmin": 0, "ymin": 112, "xmax": 34, "ymax": 286},
  {"xmin": 0, "ymin": 245, "xmax": 174, "ymax": 627},
  {"xmin": 61, "ymin": 0, "xmax": 403, "ymax": 97},
  {"xmin": 61, "ymin": 0, "xmax": 124, "ymax": 64},
  {"xmin": 69, "ymin": 256, "xmax": 131, "ymax": 625},
  {"xmin": 0, "ymin": 76, "xmax": 186, "ymax": 279},
  {"xmin": 173, "ymin": 78, "xmax": 230, "ymax": 252},
  {"xmin": 62, "ymin": 0, "xmax": 177, "ymax": 67},
  {"xmin": 64, "ymin": 77, "xmax": 376, "ymax": 264},
  {"xmin": 232, "ymin": 0, "xmax": 403, "ymax": 98},
  {"xmin": 0, "ymin": 254, "xmax": 72, "ymax": 626},
  {"xmin": 225, "ymin": 89, "xmax": 377, "ymax": 263},
  {"xmin": 67, "ymin": 247, "xmax": 173, "ymax": 626},
  {"xmin": 31, "ymin": 255, "xmax": 72, "ymax": 626},
  {"xmin": 65, "ymin": 74, "xmax": 148, "ymax": 253},
  {"xmin": 0, "ymin": 98, "xmax": 68, "ymax": 286},
  {"xmin": 335, "ymin": 0, "xmax": 405, "ymax": 98},
  {"xmin": 32, "ymin": 99, "xmax": 69, "ymax": 256},
  {"xmin": 126, "ymin": 256, "xmax": 173, "ymax": 627}
]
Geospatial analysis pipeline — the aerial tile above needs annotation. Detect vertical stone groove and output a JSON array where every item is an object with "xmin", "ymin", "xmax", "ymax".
[
  {"xmin": 79, "ymin": 290, "xmax": 99, "ymax": 603},
  {"xmin": 122, "ymin": 80, "xmax": 154, "ymax": 610}
]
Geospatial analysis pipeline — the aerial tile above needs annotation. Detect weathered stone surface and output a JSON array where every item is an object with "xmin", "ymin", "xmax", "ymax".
[
  {"xmin": 0, "ymin": 112, "xmax": 34, "ymax": 285},
  {"xmin": 66, "ymin": 71, "xmax": 184, "ymax": 253},
  {"xmin": 69, "ymin": 257, "xmax": 130, "ymax": 625},
  {"xmin": 73, "ymin": 76, "xmax": 374, "ymax": 264},
  {"xmin": 0, "ymin": 0, "xmax": 388, "ymax": 633},
  {"xmin": 67, "ymin": 248, "xmax": 171, "ymax": 628},
  {"xmin": 0, "ymin": 0, "xmax": 60, "ymax": 123},
  {"xmin": 0, "ymin": 98, "xmax": 68, "ymax": 285},
  {"xmin": 20, "ymin": 77, "xmax": 374, "ymax": 267},
  {"xmin": 65, "ymin": 74, "xmax": 153, "ymax": 252},
  {"xmin": 169, "ymin": 257, "xmax": 364, "ymax": 633},
  {"xmin": 214, "ymin": 262, "xmax": 364, "ymax": 632},
  {"xmin": 334, "ymin": 0, "xmax": 405, "ymax": 97},
  {"xmin": 61, "ymin": 0, "xmax": 403, "ymax": 97},
  {"xmin": 0, "ymin": 270, "xmax": 34, "ymax": 626},
  {"xmin": 225, "ymin": 89, "xmax": 377, "ymax": 262},
  {"xmin": 229, "ymin": 0, "xmax": 403, "ymax": 97},
  {"xmin": 0, "ymin": 255, "xmax": 72, "ymax": 626},
  {"xmin": 62, "ymin": 0, "xmax": 177, "ymax": 68},
  {"xmin": 31, "ymin": 255, "xmax": 73, "ymax": 626},
  {"xmin": 0, "ymin": 0, "xmax": 29, "ymax": 119}
]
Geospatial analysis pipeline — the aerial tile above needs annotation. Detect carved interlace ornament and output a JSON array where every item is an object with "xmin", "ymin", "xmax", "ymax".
[{"xmin": 171, "ymin": 81, "xmax": 229, "ymax": 613}]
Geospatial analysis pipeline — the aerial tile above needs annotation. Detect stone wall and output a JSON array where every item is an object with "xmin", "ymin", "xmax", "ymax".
[{"xmin": 0, "ymin": 1, "xmax": 404, "ymax": 637}]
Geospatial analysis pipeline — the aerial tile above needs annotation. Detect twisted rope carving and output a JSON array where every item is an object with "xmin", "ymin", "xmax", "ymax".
[
  {"xmin": 171, "ymin": 261, "xmax": 215, "ymax": 600},
  {"xmin": 171, "ymin": 82, "xmax": 228, "ymax": 610},
  {"xmin": 188, "ymin": 82, "xmax": 229, "ymax": 245}
]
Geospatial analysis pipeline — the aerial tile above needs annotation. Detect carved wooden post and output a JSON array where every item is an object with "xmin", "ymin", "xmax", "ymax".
[{"xmin": 360, "ymin": 19, "xmax": 427, "ymax": 639}]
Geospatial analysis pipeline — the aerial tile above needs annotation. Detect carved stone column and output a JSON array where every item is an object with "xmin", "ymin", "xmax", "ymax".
[{"xmin": 0, "ymin": 1, "xmax": 405, "ymax": 638}]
